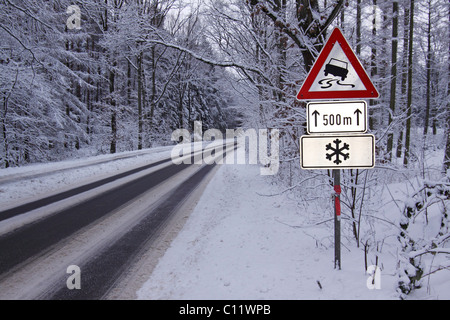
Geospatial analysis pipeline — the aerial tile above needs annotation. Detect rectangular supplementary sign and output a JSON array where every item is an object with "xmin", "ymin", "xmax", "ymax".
[
  {"xmin": 300, "ymin": 134, "xmax": 375, "ymax": 169},
  {"xmin": 307, "ymin": 101, "xmax": 367, "ymax": 134}
]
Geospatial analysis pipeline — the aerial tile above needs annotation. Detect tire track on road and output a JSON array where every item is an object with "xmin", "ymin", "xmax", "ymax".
[
  {"xmin": 0, "ymin": 157, "xmax": 172, "ymax": 222},
  {"xmin": 0, "ymin": 162, "xmax": 189, "ymax": 275},
  {"xmin": 46, "ymin": 164, "xmax": 216, "ymax": 300}
]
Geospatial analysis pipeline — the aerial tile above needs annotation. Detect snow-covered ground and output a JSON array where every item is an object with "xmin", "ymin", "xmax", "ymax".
[
  {"xmin": 135, "ymin": 134, "xmax": 450, "ymax": 300},
  {"xmin": 136, "ymin": 163, "xmax": 397, "ymax": 300},
  {"xmin": 1, "ymin": 141, "xmax": 449, "ymax": 300}
]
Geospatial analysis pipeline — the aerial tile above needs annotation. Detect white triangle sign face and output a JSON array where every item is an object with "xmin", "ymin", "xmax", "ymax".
[{"xmin": 297, "ymin": 28, "xmax": 379, "ymax": 100}]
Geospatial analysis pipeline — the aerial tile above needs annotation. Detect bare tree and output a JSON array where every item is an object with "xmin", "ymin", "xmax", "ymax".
[
  {"xmin": 444, "ymin": 1, "xmax": 450, "ymax": 174},
  {"xmin": 387, "ymin": 1, "xmax": 399, "ymax": 161},
  {"xmin": 403, "ymin": 0, "xmax": 414, "ymax": 167}
]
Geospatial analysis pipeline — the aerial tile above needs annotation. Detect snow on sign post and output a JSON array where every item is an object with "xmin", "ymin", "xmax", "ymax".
[{"xmin": 297, "ymin": 27, "xmax": 379, "ymax": 270}]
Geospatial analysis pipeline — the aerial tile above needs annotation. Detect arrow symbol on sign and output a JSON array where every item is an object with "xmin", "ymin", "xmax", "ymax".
[
  {"xmin": 312, "ymin": 110, "xmax": 320, "ymax": 127},
  {"xmin": 354, "ymin": 109, "xmax": 362, "ymax": 126}
]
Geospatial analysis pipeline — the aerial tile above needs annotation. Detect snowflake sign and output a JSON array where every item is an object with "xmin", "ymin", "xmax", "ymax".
[
  {"xmin": 326, "ymin": 139, "xmax": 349, "ymax": 165},
  {"xmin": 301, "ymin": 135, "xmax": 374, "ymax": 169}
]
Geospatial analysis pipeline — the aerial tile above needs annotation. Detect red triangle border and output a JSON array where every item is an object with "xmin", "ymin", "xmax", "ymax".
[{"xmin": 297, "ymin": 28, "xmax": 379, "ymax": 101}]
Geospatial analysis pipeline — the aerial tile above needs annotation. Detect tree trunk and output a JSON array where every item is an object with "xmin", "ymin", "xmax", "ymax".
[
  {"xmin": 86, "ymin": 35, "xmax": 93, "ymax": 139},
  {"xmin": 110, "ymin": 61, "xmax": 117, "ymax": 154},
  {"xmin": 443, "ymin": 2, "xmax": 450, "ymax": 174},
  {"xmin": 403, "ymin": 0, "xmax": 414, "ymax": 167},
  {"xmin": 369, "ymin": 0, "xmax": 377, "ymax": 131},
  {"xmin": 1, "ymin": 96, "xmax": 9, "ymax": 168},
  {"xmin": 148, "ymin": 45, "xmax": 157, "ymax": 136},
  {"xmin": 274, "ymin": 0, "xmax": 287, "ymax": 112},
  {"xmin": 178, "ymin": 89, "xmax": 185, "ymax": 129},
  {"xmin": 379, "ymin": 4, "xmax": 388, "ymax": 128},
  {"xmin": 387, "ymin": 1, "xmax": 398, "ymax": 161},
  {"xmin": 397, "ymin": 2, "xmax": 410, "ymax": 159},
  {"xmin": 127, "ymin": 59, "xmax": 132, "ymax": 106},
  {"xmin": 137, "ymin": 52, "xmax": 144, "ymax": 150},
  {"xmin": 296, "ymin": 0, "xmax": 321, "ymax": 72},
  {"xmin": 356, "ymin": 0, "xmax": 361, "ymax": 56},
  {"xmin": 423, "ymin": 0, "xmax": 432, "ymax": 136}
]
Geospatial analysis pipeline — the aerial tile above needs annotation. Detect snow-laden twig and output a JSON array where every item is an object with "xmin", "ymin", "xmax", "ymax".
[
  {"xmin": 383, "ymin": 182, "xmax": 403, "ymax": 213},
  {"xmin": 256, "ymin": 174, "xmax": 324, "ymax": 197},
  {"xmin": 0, "ymin": 24, "xmax": 43, "ymax": 67},
  {"xmin": 4, "ymin": 0, "xmax": 54, "ymax": 30},
  {"xmin": 409, "ymin": 248, "xmax": 450, "ymax": 258},
  {"xmin": 141, "ymin": 39, "xmax": 268, "ymax": 81},
  {"xmin": 275, "ymin": 217, "xmax": 334, "ymax": 229},
  {"xmin": 422, "ymin": 263, "xmax": 450, "ymax": 278}
]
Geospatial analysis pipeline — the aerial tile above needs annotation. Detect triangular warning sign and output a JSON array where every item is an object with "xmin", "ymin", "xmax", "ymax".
[{"xmin": 297, "ymin": 28, "xmax": 379, "ymax": 100}]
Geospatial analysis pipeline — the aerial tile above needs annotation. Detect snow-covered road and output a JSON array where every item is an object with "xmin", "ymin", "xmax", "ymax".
[{"xmin": 0, "ymin": 143, "xmax": 228, "ymax": 299}]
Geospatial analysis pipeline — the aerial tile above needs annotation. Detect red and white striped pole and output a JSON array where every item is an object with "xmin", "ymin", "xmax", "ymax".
[{"xmin": 333, "ymin": 169, "xmax": 341, "ymax": 270}]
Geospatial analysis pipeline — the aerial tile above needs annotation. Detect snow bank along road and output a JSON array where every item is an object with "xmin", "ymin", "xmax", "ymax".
[{"xmin": 0, "ymin": 142, "xmax": 235, "ymax": 299}]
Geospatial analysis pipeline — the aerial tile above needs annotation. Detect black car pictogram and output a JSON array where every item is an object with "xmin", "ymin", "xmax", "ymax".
[{"xmin": 324, "ymin": 58, "xmax": 349, "ymax": 81}]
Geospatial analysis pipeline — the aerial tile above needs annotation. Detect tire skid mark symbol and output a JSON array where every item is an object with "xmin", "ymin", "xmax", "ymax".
[{"xmin": 318, "ymin": 78, "xmax": 356, "ymax": 89}]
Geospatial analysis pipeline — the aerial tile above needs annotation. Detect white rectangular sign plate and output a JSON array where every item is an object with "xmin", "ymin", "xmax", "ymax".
[
  {"xmin": 300, "ymin": 134, "xmax": 375, "ymax": 169},
  {"xmin": 307, "ymin": 101, "xmax": 367, "ymax": 134}
]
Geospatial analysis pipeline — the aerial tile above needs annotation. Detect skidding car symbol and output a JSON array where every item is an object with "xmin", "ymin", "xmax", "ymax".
[{"xmin": 324, "ymin": 58, "xmax": 349, "ymax": 81}]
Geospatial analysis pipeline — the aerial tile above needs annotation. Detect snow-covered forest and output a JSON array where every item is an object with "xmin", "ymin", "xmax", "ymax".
[
  {"xmin": 0, "ymin": 0, "xmax": 238, "ymax": 166},
  {"xmin": 0, "ymin": 0, "xmax": 448, "ymax": 168},
  {"xmin": 0, "ymin": 0, "xmax": 449, "ymax": 299}
]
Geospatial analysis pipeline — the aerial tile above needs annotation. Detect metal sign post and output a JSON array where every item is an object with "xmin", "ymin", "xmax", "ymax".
[
  {"xmin": 296, "ymin": 27, "xmax": 379, "ymax": 270},
  {"xmin": 333, "ymin": 169, "xmax": 341, "ymax": 270}
]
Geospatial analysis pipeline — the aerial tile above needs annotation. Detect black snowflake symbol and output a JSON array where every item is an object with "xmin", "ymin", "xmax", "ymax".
[{"xmin": 326, "ymin": 139, "xmax": 350, "ymax": 165}]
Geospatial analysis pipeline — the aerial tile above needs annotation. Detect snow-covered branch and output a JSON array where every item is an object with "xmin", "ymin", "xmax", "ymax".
[{"xmin": 142, "ymin": 38, "xmax": 268, "ymax": 81}]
